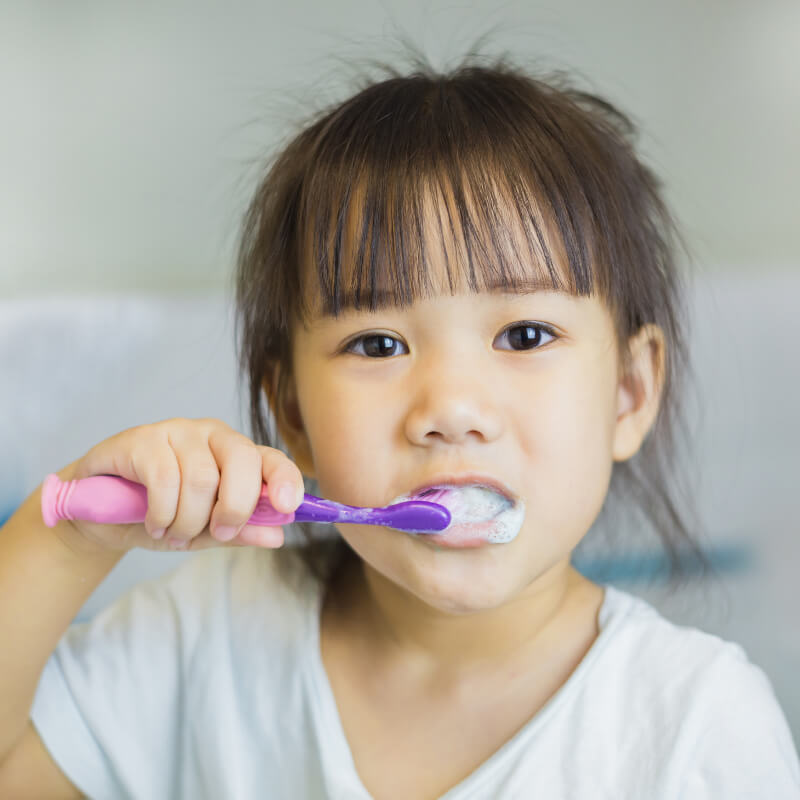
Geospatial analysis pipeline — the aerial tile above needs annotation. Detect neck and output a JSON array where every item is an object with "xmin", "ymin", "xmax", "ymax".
[{"xmin": 331, "ymin": 553, "xmax": 596, "ymax": 679}]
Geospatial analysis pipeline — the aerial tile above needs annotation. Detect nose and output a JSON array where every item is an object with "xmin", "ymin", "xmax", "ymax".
[{"xmin": 403, "ymin": 356, "xmax": 505, "ymax": 446}]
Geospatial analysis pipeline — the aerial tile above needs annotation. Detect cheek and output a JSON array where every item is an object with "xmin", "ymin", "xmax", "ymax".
[
  {"xmin": 518, "ymin": 363, "xmax": 617, "ymax": 521},
  {"xmin": 298, "ymin": 379, "xmax": 393, "ymax": 505}
]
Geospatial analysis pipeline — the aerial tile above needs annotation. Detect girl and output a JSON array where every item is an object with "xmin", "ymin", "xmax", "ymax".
[{"xmin": 1, "ymin": 52, "xmax": 798, "ymax": 799}]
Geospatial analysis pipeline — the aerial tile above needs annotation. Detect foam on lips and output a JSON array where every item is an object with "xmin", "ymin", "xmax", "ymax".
[{"xmin": 389, "ymin": 484, "xmax": 526, "ymax": 544}]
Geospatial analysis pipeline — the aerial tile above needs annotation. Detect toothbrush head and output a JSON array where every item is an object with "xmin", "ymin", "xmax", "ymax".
[
  {"xmin": 251, "ymin": 490, "xmax": 452, "ymax": 533},
  {"xmin": 368, "ymin": 499, "xmax": 452, "ymax": 533}
]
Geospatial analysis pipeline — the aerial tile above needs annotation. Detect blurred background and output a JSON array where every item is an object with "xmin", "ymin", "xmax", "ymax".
[{"xmin": 1, "ymin": 0, "xmax": 798, "ymax": 752}]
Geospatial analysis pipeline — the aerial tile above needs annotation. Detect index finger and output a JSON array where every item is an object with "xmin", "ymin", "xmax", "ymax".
[
  {"xmin": 75, "ymin": 425, "xmax": 181, "ymax": 537},
  {"xmin": 256, "ymin": 445, "xmax": 305, "ymax": 514}
]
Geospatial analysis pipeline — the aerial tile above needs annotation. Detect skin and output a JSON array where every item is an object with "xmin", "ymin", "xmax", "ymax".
[{"xmin": 268, "ymin": 262, "xmax": 665, "ymax": 676}]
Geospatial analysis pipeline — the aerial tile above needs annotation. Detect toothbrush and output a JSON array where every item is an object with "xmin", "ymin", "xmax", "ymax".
[{"xmin": 40, "ymin": 473, "xmax": 451, "ymax": 534}]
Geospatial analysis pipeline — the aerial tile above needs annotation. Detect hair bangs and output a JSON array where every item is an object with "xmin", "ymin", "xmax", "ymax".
[{"xmin": 292, "ymin": 77, "xmax": 604, "ymax": 326}]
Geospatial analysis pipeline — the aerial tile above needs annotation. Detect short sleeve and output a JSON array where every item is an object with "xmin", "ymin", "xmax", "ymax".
[
  {"xmin": 680, "ymin": 645, "xmax": 800, "ymax": 799},
  {"xmin": 30, "ymin": 553, "xmax": 217, "ymax": 800}
]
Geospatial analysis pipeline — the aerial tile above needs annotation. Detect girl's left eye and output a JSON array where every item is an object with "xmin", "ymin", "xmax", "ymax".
[
  {"xmin": 342, "ymin": 323, "xmax": 557, "ymax": 358},
  {"xmin": 496, "ymin": 322, "xmax": 558, "ymax": 351}
]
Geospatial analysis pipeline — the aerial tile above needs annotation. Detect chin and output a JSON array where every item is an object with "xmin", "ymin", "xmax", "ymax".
[
  {"xmin": 403, "ymin": 551, "xmax": 526, "ymax": 614},
  {"xmin": 337, "ymin": 522, "xmax": 539, "ymax": 613}
]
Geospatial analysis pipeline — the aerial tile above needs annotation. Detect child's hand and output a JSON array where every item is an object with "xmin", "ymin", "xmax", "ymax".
[{"xmin": 53, "ymin": 418, "xmax": 304, "ymax": 555}]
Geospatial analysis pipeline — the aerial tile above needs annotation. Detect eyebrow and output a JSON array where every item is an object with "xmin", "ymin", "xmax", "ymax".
[{"xmin": 319, "ymin": 276, "xmax": 569, "ymax": 316}]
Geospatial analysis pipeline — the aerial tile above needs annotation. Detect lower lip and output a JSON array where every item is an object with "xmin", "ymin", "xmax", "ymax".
[{"xmin": 423, "ymin": 520, "xmax": 501, "ymax": 549}]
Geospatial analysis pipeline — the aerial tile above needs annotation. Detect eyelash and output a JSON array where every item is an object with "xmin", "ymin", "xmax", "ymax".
[{"xmin": 342, "ymin": 322, "xmax": 558, "ymax": 358}]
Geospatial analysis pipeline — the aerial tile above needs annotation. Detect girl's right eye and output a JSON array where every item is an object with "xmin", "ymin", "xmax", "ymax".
[{"xmin": 343, "ymin": 333, "xmax": 408, "ymax": 358}]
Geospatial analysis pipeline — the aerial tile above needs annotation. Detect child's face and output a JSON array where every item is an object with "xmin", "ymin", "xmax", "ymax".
[{"xmin": 278, "ymin": 258, "xmax": 661, "ymax": 614}]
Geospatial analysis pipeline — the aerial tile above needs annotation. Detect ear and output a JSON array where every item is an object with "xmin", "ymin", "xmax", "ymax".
[
  {"xmin": 612, "ymin": 323, "xmax": 666, "ymax": 462},
  {"xmin": 262, "ymin": 364, "xmax": 316, "ymax": 479}
]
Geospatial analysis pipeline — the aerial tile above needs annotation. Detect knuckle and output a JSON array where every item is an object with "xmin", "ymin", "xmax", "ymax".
[
  {"xmin": 124, "ymin": 421, "xmax": 150, "ymax": 437},
  {"xmin": 156, "ymin": 416, "xmax": 186, "ymax": 431},
  {"xmin": 199, "ymin": 416, "xmax": 227, "ymax": 432},
  {"xmin": 240, "ymin": 444, "xmax": 263, "ymax": 469},
  {"xmin": 208, "ymin": 427, "xmax": 252, "ymax": 457},
  {"xmin": 184, "ymin": 465, "xmax": 220, "ymax": 492},
  {"xmin": 148, "ymin": 462, "xmax": 181, "ymax": 491},
  {"xmin": 256, "ymin": 444, "xmax": 288, "ymax": 468},
  {"xmin": 230, "ymin": 498, "xmax": 257, "ymax": 523},
  {"xmin": 224, "ymin": 430, "xmax": 258, "ymax": 453}
]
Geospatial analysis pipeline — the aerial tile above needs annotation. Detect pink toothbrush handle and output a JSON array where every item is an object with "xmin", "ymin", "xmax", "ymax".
[{"xmin": 41, "ymin": 473, "xmax": 294, "ymax": 528}]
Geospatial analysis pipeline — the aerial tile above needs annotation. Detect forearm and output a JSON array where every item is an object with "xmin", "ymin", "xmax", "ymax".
[{"xmin": 0, "ymin": 465, "xmax": 124, "ymax": 761}]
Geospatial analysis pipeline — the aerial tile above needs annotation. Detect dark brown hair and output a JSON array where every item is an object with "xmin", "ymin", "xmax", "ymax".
[{"xmin": 233, "ymin": 50, "xmax": 714, "ymax": 590}]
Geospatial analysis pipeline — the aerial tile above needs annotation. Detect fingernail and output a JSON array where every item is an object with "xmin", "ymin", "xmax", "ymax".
[
  {"xmin": 151, "ymin": 528, "xmax": 166, "ymax": 540},
  {"xmin": 167, "ymin": 537, "xmax": 188, "ymax": 550},
  {"xmin": 278, "ymin": 484, "xmax": 296, "ymax": 510},
  {"xmin": 214, "ymin": 524, "xmax": 238, "ymax": 542}
]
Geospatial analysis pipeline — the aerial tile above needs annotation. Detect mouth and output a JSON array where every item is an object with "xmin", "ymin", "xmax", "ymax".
[
  {"xmin": 408, "ymin": 474, "xmax": 517, "ymax": 505},
  {"xmin": 388, "ymin": 478, "xmax": 525, "ymax": 548}
]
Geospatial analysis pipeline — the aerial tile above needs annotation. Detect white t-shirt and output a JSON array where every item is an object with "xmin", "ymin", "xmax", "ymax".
[{"xmin": 31, "ymin": 545, "xmax": 800, "ymax": 799}]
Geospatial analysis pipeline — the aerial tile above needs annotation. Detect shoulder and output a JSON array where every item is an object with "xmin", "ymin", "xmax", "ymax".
[
  {"xmin": 591, "ymin": 586, "xmax": 800, "ymax": 794},
  {"xmin": 678, "ymin": 639, "xmax": 800, "ymax": 795},
  {"xmin": 598, "ymin": 585, "xmax": 781, "ymax": 707},
  {"xmin": 598, "ymin": 586, "xmax": 747, "ymax": 675}
]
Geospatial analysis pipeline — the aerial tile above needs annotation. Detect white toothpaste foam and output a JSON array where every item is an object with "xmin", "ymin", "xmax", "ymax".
[{"xmin": 390, "ymin": 485, "xmax": 525, "ymax": 544}]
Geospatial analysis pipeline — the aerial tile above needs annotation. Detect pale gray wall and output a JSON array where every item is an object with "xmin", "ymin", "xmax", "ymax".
[{"xmin": 1, "ymin": 0, "xmax": 798, "ymax": 296}]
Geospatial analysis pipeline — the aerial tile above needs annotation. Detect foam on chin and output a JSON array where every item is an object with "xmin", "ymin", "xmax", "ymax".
[{"xmin": 389, "ymin": 485, "xmax": 525, "ymax": 543}]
